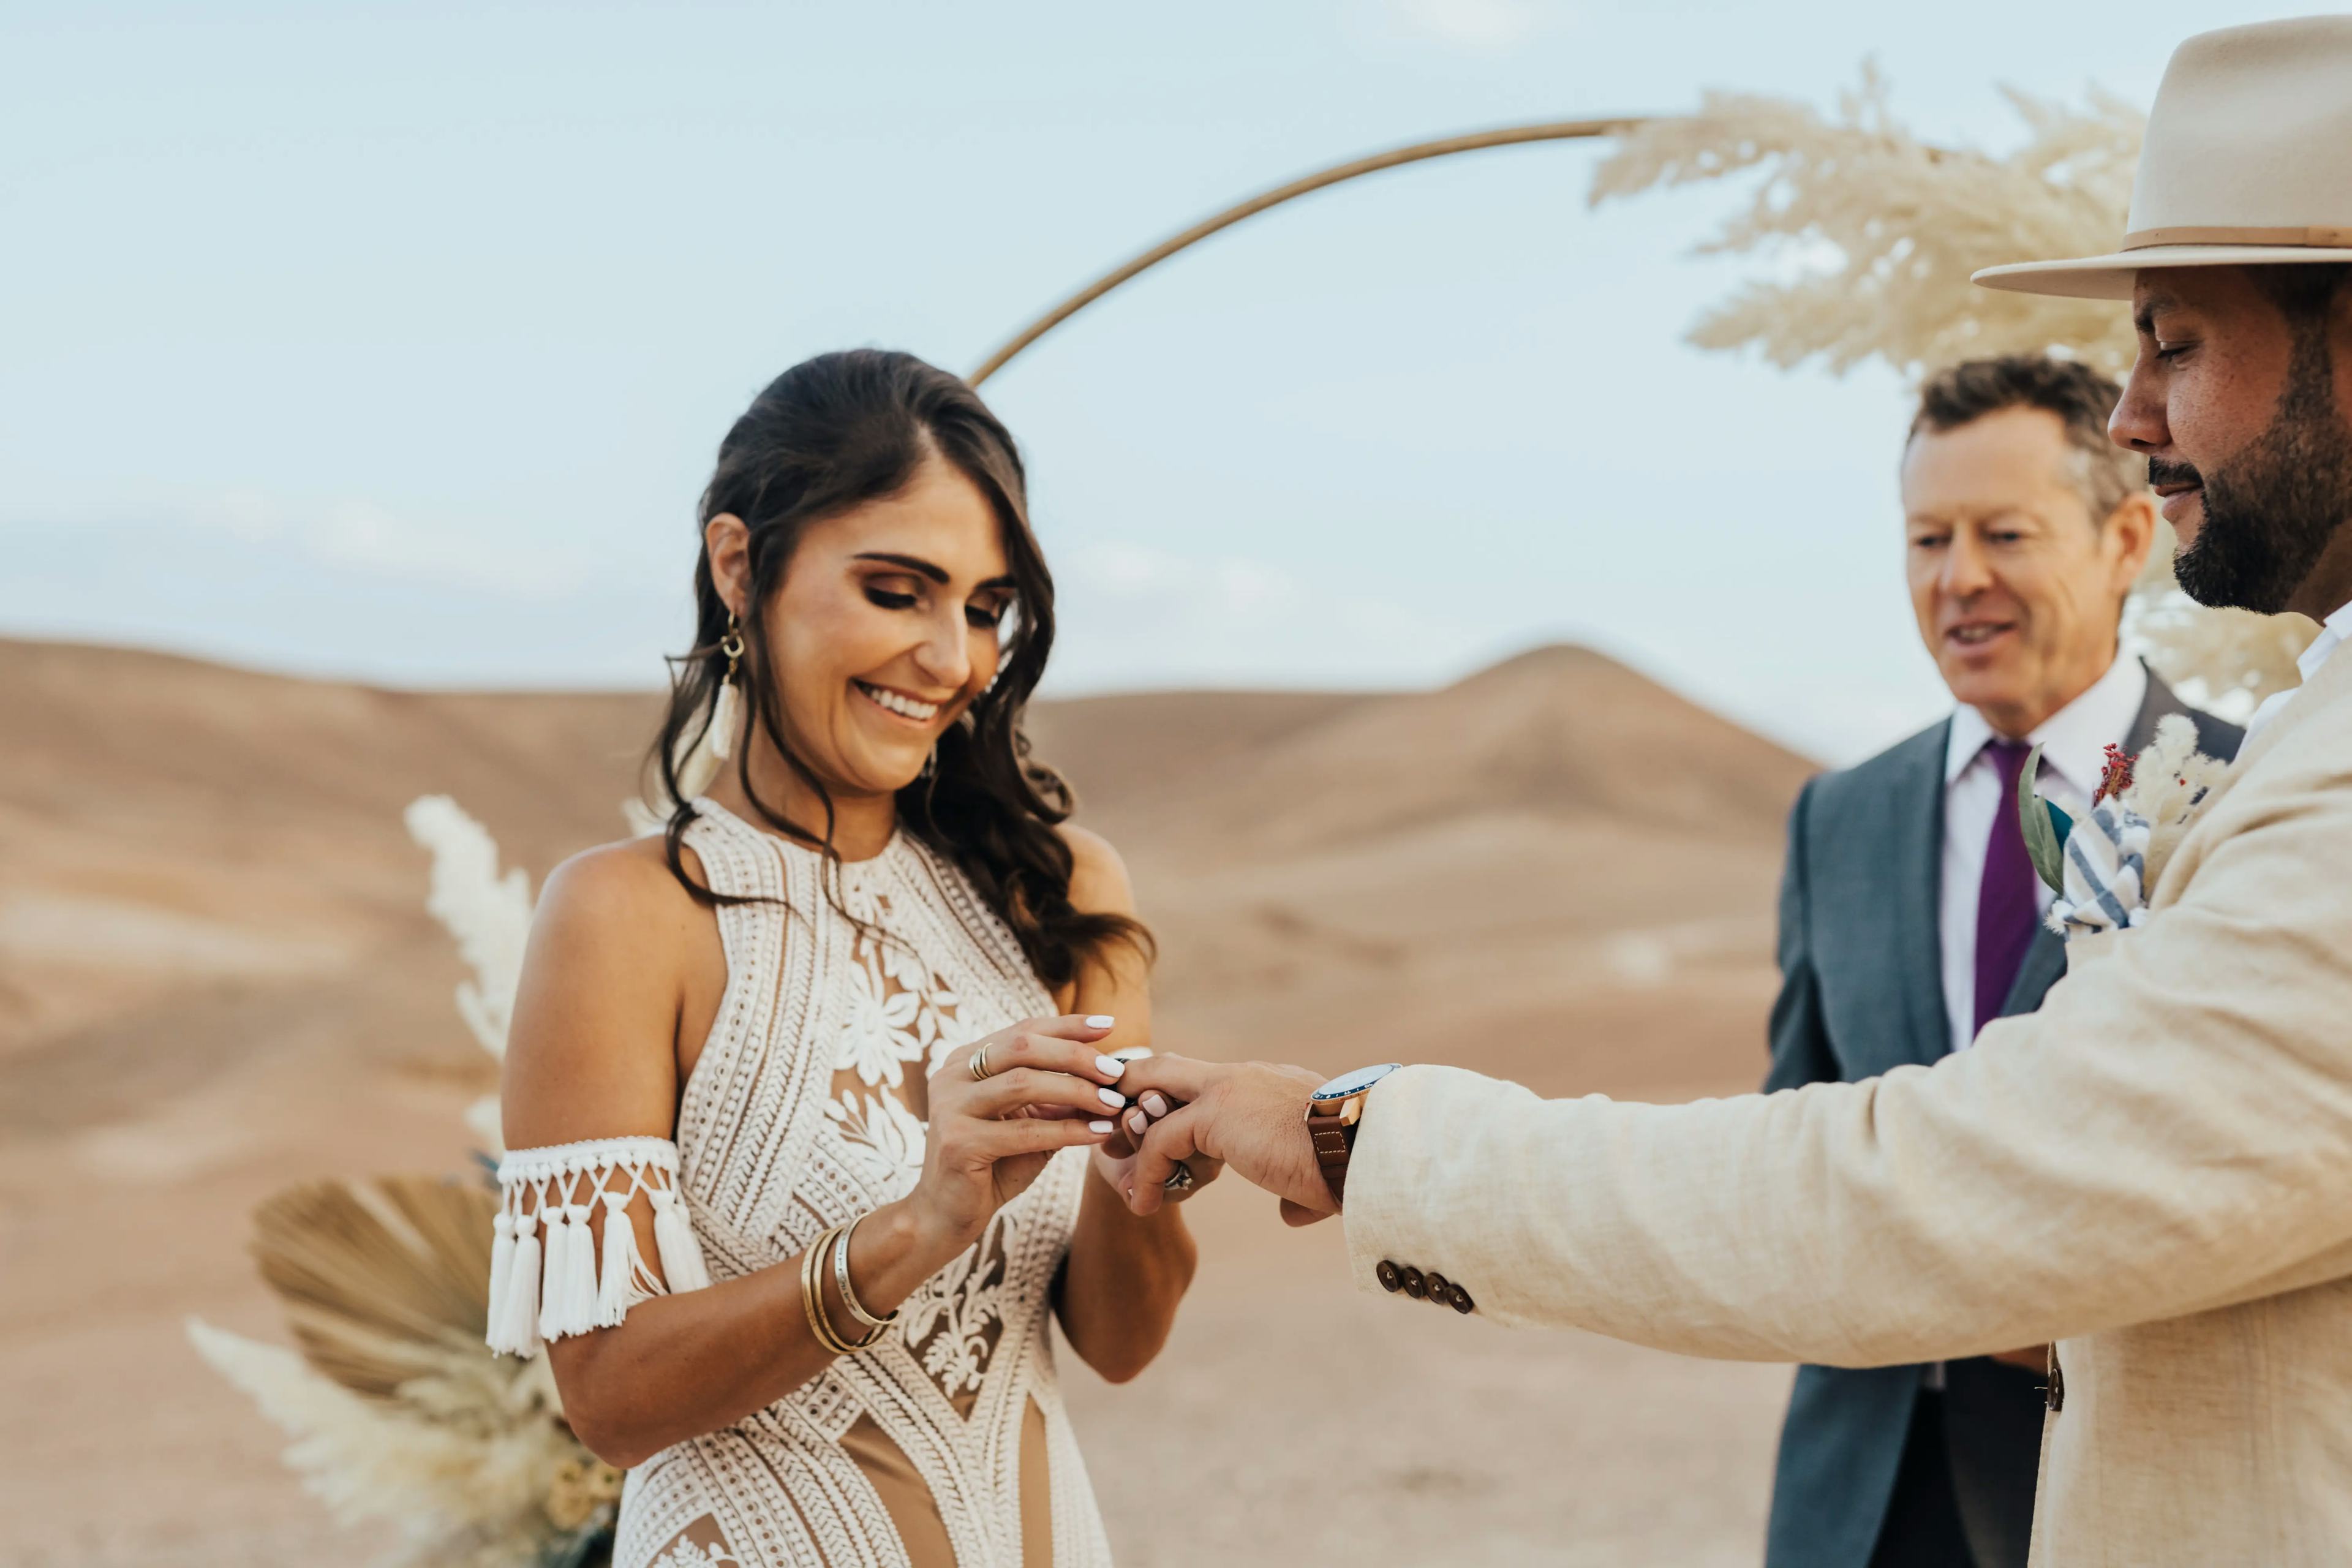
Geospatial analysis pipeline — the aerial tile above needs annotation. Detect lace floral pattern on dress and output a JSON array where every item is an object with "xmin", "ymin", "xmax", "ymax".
[
  {"xmin": 647, "ymin": 1536, "xmax": 742, "ymax": 1568},
  {"xmin": 832, "ymin": 922, "xmax": 964, "ymax": 1088},
  {"xmin": 898, "ymin": 1213, "xmax": 1011, "ymax": 1400}
]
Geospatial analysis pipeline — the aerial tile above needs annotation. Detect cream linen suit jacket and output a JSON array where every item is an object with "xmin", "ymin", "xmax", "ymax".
[{"xmin": 1343, "ymin": 649, "xmax": 2352, "ymax": 1567}]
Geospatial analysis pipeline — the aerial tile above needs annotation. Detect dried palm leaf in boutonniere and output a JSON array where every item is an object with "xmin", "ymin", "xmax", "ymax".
[{"xmin": 2016, "ymin": 743, "xmax": 2076, "ymax": 895}]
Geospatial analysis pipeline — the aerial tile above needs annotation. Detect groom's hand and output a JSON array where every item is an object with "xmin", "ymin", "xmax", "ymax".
[{"xmin": 1112, "ymin": 1056, "xmax": 1333, "ymax": 1222}]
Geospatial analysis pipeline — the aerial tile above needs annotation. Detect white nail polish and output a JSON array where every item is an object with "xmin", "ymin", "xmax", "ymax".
[
  {"xmin": 1140, "ymin": 1091, "xmax": 1170, "ymax": 1117},
  {"xmin": 1085, "ymin": 1015, "xmax": 1115, "ymax": 1028},
  {"xmin": 1095, "ymin": 1054, "xmax": 1125, "ymax": 1077},
  {"xmin": 1127, "ymin": 1110, "xmax": 1148, "ymax": 1135},
  {"xmin": 1098, "ymin": 1087, "xmax": 1126, "ymax": 1109},
  {"xmin": 1088, "ymin": 1119, "xmax": 1115, "ymax": 1134}
]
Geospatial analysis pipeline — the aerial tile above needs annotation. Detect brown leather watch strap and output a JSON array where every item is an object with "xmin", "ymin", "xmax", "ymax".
[{"xmin": 1308, "ymin": 1118, "xmax": 1352, "ymax": 1204}]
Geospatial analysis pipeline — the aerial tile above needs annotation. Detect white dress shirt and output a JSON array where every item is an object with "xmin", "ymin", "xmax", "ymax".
[
  {"xmin": 2241, "ymin": 598, "xmax": 2352, "ymax": 747},
  {"xmin": 1937, "ymin": 653, "xmax": 2147, "ymax": 1057}
]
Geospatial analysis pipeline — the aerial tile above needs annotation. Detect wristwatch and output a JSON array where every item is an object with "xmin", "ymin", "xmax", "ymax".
[{"xmin": 1304, "ymin": 1063, "xmax": 1402, "ymax": 1205}]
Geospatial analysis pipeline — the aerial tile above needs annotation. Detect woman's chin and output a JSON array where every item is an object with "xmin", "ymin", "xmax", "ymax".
[{"xmin": 845, "ymin": 753, "xmax": 932, "ymax": 796}]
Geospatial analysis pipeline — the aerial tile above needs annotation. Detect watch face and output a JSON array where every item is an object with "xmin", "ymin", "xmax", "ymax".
[{"xmin": 1312, "ymin": 1062, "xmax": 1401, "ymax": 1101}]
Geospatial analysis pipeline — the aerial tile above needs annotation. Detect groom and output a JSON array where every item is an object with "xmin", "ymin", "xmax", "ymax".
[{"xmin": 1114, "ymin": 18, "xmax": 2352, "ymax": 1564}]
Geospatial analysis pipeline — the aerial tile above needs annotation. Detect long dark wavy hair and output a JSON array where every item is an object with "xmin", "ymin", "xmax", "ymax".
[{"xmin": 650, "ymin": 349, "xmax": 1148, "ymax": 990}]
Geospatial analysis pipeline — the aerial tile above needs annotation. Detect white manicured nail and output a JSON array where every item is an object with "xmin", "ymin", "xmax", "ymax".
[
  {"xmin": 1098, "ymin": 1087, "xmax": 1126, "ymax": 1109},
  {"xmin": 1095, "ymin": 1054, "xmax": 1125, "ymax": 1077},
  {"xmin": 1085, "ymin": 1015, "xmax": 1115, "ymax": 1028},
  {"xmin": 1088, "ymin": 1120, "xmax": 1115, "ymax": 1134},
  {"xmin": 1126, "ymin": 1109, "xmax": 1149, "ymax": 1136},
  {"xmin": 1140, "ymin": 1091, "xmax": 1170, "ymax": 1117}
]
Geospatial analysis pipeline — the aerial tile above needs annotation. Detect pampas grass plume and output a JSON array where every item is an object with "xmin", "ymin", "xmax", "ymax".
[
  {"xmin": 404, "ymin": 795, "xmax": 533, "ymax": 1064},
  {"xmin": 1590, "ymin": 68, "xmax": 2318, "ymax": 710}
]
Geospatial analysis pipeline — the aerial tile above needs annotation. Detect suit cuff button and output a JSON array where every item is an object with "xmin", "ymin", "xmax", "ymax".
[
  {"xmin": 1447, "ymin": 1283, "xmax": 1474, "ymax": 1314},
  {"xmin": 1400, "ymin": 1267, "xmax": 1428, "ymax": 1300},
  {"xmin": 1375, "ymin": 1260, "xmax": 1403, "ymax": 1293}
]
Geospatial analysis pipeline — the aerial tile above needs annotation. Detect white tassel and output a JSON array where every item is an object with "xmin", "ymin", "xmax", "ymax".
[
  {"xmin": 597, "ymin": 1191, "xmax": 644, "ymax": 1327},
  {"xmin": 560, "ymin": 1202, "xmax": 601, "ymax": 1334},
  {"xmin": 498, "ymin": 1207, "xmax": 543, "ymax": 1357},
  {"xmin": 485, "ymin": 1208, "xmax": 514, "ymax": 1346},
  {"xmin": 650, "ymin": 1185, "xmax": 712, "ymax": 1292},
  {"xmin": 709, "ymin": 677, "xmax": 740, "ymax": 762},
  {"xmin": 538, "ymin": 1199, "xmax": 574, "ymax": 1342}
]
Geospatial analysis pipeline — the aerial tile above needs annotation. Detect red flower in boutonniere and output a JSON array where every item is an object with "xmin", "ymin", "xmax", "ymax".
[{"xmin": 2094, "ymin": 743, "xmax": 2136, "ymax": 807}]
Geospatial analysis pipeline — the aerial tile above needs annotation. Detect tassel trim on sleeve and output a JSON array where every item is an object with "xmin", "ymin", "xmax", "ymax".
[{"xmin": 486, "ymin": 1136, "xmax": 712, "ymax": 1357}]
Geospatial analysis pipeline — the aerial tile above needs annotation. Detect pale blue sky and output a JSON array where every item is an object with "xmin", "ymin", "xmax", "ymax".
[{"xmin": 0, "ymin": 1, "xmax": 2311, "ymax": 760}]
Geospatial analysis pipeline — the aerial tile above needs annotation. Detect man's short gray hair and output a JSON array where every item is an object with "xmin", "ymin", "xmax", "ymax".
[{"xmin": 1909, "ymin": 355, "xmax": 2140, "ymax": 525}]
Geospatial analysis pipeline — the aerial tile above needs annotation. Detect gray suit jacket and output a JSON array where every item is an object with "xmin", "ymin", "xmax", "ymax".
[{"xmin": 1760, "ymin": 666, "xmax": 2242, "ymax": 1568}]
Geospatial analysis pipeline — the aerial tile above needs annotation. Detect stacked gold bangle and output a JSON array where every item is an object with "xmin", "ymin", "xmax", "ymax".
[{"xmin": 799, "ymin": 1215, "xmax": 899, "ymax": 1356}]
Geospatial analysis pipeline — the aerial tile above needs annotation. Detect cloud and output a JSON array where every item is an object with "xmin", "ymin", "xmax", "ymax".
[
  {"xmin": 1044, "ymin": 539, "xmax": 1500, "ymax": 692},
  {"xmin": 1384, "ymin": 0, "xmax": 1550, "ymax": 51},
  {"xmin": 195, "ymin": 488, "xmax": 608, "ymax": 601}
]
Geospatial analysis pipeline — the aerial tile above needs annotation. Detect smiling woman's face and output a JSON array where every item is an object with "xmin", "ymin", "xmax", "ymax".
[{"xmin": 713, "ymin": 452, "xmax": 1015, "ymax": 801}]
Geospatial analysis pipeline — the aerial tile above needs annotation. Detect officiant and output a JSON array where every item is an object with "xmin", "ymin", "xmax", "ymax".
[{"xmin": 1760, "ymin": 355, "xmax": 2239, "ymax": 1568}]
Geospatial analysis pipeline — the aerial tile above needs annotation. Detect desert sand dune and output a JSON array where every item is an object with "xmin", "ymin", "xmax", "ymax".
[{"xmin": 0, "ymin": 636, "xmax": 1816, "ymax": 1567}]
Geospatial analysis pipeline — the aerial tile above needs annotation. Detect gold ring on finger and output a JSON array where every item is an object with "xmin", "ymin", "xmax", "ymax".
[{"xmin": 969, "ymin": 1043, "xmax": 992, "ymax": 1082}]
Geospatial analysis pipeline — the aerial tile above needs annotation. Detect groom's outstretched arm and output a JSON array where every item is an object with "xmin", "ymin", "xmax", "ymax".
[{"xmin": 1117, "ymin": 745, "xmax": 2352, "ymax": 1366}]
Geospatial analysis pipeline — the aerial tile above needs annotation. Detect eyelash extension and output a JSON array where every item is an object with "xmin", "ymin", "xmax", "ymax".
[{"xmin": 864, "ymin": 587, "xmax": 918, "ymax": 610}]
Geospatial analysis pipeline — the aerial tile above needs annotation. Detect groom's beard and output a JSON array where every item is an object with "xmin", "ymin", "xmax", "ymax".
[{"xmin": 2168, "ymin": 362, "xmax": 2352, "ymax": 615}]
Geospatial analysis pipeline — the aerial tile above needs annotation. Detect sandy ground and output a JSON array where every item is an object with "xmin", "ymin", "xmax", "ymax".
[
  {"xmin": 0, "ymin": 973, "xmax": 1793, "ymax": 1568},
  {"xmin": 0, "ymin": 639, "xmax": 1812, "ymax": 1566}
]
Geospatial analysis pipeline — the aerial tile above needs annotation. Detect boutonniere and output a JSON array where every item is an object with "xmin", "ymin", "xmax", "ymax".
[{"xmin": 2017, "ymin": 714, "xmax": 2231, "ymax": 940}]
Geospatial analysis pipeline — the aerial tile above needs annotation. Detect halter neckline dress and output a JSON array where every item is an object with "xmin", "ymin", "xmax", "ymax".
[{"xmin": 494, "ymin": 799, "xmax": 1115, "ymax": 1568}]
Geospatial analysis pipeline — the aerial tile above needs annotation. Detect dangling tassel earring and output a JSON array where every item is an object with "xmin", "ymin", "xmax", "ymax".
[{"xmin": 709, "ymin": 613, "xmax": 745, "ymax": 762}]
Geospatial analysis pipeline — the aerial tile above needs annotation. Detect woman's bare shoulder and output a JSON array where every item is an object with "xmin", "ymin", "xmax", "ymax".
[
  {"xmin": 503, "ymin": 835, "xmax": 709, "ymax": 1147},
  {"xmin": 534, "ymin": 834, "xmax": 710, "ymax": 946},
  {"xmin": 1056, "ymin": 823, "xmax": 1134, "ymax": 916}
]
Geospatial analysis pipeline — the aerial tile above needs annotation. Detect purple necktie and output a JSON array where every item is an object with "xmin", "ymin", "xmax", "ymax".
[{"xmin": 1974, "ymin": 739, "xmax": 2041, "ymax": 1038}]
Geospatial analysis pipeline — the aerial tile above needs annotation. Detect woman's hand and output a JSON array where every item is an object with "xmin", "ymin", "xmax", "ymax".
[
  {"xmin": 907, "ymin": 1015, "xmax": 1129, "ymax": 1263},
  {"xmin": 1096, "ymin": 1087, "xmax": 1224, "ymax": 1202}
]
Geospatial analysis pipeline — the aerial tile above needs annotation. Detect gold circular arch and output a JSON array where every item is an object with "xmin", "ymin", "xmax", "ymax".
[{"xmin": 968, "ymin": 115, "xmax": 1654, "ymax": 387}]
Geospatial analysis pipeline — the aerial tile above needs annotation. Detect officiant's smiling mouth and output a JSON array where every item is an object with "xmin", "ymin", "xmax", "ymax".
[{"xmin": 1943, "ymin": 618, "xmax": 2018, "ymax": 660}]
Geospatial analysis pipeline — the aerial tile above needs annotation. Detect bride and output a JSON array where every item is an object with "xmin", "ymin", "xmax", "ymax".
[{"xmin": 492, "ymin": 349, "xmax": 1213, "ymax": 1567}]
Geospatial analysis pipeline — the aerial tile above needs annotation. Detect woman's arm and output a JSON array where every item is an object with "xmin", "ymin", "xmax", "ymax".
[
  {"xmin": 503, "ymin": 842, "xmax": 1125, "ymax": 1466},
  {"xmin": 1050, "ymin": 826, "xmax": 1199, "ymax": 1384}
]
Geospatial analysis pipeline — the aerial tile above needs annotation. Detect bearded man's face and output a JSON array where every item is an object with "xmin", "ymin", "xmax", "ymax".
[
  {"xmin": 2163, "ymin": 379, "xmax": 2352, "ymax": 614},
  {"xmin": 2112, "ymin": 266, "xmax": 2352, "ymax": 619}
]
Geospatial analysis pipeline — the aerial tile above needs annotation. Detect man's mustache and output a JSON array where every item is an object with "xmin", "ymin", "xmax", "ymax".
[{"xmin": 2148, "ymin": 457, "xmax": 2204, "ymax": 490}]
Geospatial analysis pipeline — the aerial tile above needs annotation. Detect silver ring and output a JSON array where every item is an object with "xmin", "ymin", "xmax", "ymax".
[
  {"xmin": 969, "ymin": 1043, "xmax": 993, "ymax": 1082},
  {"xmin": 1162, "ymin": 1162, "xmax": 1195, "ymax": 1194}
]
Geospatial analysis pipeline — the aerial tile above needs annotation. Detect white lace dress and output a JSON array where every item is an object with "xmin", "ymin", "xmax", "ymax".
[{"xmin": 490, "ymin": 799, "xmax": 1115, "ymax": 1568}]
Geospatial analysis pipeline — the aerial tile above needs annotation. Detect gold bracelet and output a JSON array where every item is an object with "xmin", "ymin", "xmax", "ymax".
[
  {"xmin": 833, "ymin": 1213, "xmax": 899, "ymax": 1333},
  {"xmin": 801, "ymin": 1223, "xmax": 885, "ymax": 1355},
  {"xmin": 800, "ymin": 1225, "xmax": 855, "ymax": 1356}
]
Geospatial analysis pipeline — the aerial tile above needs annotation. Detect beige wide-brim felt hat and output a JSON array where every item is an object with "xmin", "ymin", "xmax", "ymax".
[{"xmin": 1975, "ymin": 15, "xmax": 2352, "ymax": 301}]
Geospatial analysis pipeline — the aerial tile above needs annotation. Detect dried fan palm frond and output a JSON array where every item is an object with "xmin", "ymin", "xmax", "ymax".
[
  {"xmin": 252, "ymin": 1175, "xmax": 498, "ymax": 1399},
  {"xmin": 1589, "ymin": 66, "xmax": 2143, "ymax": 377}
]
